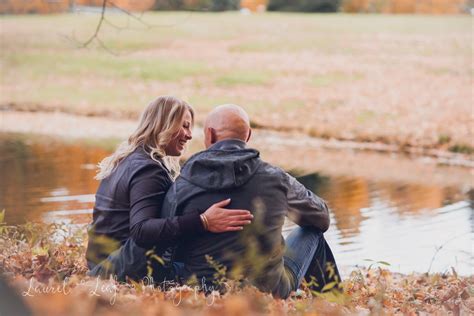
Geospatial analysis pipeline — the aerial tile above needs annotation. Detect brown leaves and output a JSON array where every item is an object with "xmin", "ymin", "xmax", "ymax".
[
  {"xmin": 0, "ymin": 222, "xmax": 88, "ymax": 282},
  {"xmin": 342, "ymin": 268, "xmax": 474, "ymax": 315},
  {"xmin": 1, "ymin": 222, "xmax": 473, "ymax": 315},
  {"xmin": 4, "ymin": 267, "xmax": 473, "ymax": 316}
]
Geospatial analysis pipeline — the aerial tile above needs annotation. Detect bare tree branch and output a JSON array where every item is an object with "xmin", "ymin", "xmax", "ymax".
[
  {"xmin": 108, "ymin": 1, "xmax": 152, "ymax": 29},
  {"xmin": 81, "ymin": 0, "xmax": 108, "ymax": 48},
  {"xmin": 103, "ymin": 16, "xmax": 131, "ymax": 31},
  {"xmin": 61, "ymin": 0, "xmax": 195, "ymax": 54},
  {"xmin": 95, "ymin": 36, "xmax": 119, "ymax": 56}
]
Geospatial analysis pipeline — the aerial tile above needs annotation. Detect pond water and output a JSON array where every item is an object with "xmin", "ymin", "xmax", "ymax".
[{"xmin": 0, "ymin": 133, "xmax": 472, "ymax": 276}]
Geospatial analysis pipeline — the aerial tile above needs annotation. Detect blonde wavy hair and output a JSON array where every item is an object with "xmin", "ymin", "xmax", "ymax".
[{"xmin": 95, "ymin": 96, "xmax": 194, "ymax": 180}]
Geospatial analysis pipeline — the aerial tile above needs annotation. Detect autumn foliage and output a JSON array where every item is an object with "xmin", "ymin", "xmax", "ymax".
[
  {"xmin": 75, "ymin": 0, "xmax": 156, "ymax": 11},
  {"xmin": 342, "ymin": 0, "xmax": 467, "ymax": 14},
  {"xmin": 241, "ymin": 0, "xmax": 269, "ymax": 12},
  {"xmin": 0, "ymin": 0, "xmax": 155, "ymax": 14},
  {"xmin": 0, "ymin": 0, "xmax": 69, "ymax": 14},
  {"xmin": 0, "ymin": 0, "xmax": 469, "ymax": 14},
  {"xmin": 0, "ymin": 220, "xmax": 472, "ymax": 315}
]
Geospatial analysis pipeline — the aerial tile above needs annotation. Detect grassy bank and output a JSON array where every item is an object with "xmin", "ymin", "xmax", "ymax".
[
  {"xmin": 0, "ymin": 219, "xmax": 471, "ymax": 315},
  {"xmin": 1, "ymin": 13, "xmax": 472, "ymax": 153}
]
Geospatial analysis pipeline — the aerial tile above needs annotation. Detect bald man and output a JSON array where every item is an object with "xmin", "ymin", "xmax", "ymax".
[
  {"xmin": 162, "ymin": 105, "xmax": 340, "ymax": 298},
  {"xmin": 203, "ymin": 104, "xmax": 252, "ymax": 148}
]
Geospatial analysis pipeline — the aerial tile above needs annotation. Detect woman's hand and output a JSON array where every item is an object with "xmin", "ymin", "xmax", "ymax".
[{"xmin": 202, "ymin": 198, "xmax": 253, "ymax": 233}]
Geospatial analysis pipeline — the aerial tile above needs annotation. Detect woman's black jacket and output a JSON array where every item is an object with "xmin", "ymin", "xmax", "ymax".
[{"xmin": 86, "ymin": 147, "xmax": 203, "ymax": 269}]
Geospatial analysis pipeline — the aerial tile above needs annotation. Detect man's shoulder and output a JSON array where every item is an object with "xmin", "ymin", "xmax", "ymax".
[
  {"xmin": 165, "ymin": 172, "xmax": 196, "ymax": 199},
  {"xmin": 255, "ymin": 160, "xmax": 286, "ymax": 177}
]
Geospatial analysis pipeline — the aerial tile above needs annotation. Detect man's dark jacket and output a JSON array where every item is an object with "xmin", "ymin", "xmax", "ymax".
[{"xmin": 161, "ymin": 139, "xmax": 330, "ymax": 295}]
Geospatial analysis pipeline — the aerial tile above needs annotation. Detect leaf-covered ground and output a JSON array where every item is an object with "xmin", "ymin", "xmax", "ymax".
[{"xmin": 1, "ymin": 221, "xmax": 472, "ymax": 315}]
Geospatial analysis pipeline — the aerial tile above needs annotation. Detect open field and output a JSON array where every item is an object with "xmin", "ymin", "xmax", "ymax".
[{"xmin": 1, "ymin": 12, "xmax": 472, "ymax": 154}]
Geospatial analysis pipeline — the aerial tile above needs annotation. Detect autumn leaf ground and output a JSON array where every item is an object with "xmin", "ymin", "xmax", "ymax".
[{"xmin": 0, "ymin": 219, "xmax": 472, "ymax": 315}]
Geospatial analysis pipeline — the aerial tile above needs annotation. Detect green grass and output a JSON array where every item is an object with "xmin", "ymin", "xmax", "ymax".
[
  {"xmin": 3, "ymin": 51, "xmax": 209, "ymax": 82},
  {"xmin": 437, "ymin": 134, "xmax": 452, "ymax": 145},
  {"xmin": 321, "ymin": 99, "xmax": 345, "ymax": 109},
  {"xmin": 311, "ymin": 71, "xmax": 364, "ymax": 87},
  {"xmin": 449, "ymin": 144, "xmax": 474, "ymax": 155},
  {"xmin": 356, "ymin": 110, "xmax": 377, "ymax": 124},
  {"xmin": 0, "ymin": 78, "xmax": 147, "ymax": 112},
  {"xmin": 215, "ymin": 71, "xmax": 272, "ymax": 86}
]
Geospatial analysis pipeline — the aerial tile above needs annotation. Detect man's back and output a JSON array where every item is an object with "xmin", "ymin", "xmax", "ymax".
[{"xmin": 162, "ymin": 139, "xmax": 330, "ymax": 294}]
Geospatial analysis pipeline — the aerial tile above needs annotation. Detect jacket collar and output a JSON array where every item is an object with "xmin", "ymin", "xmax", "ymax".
[{"xmin": 208, "ymin": 139, "xmax": 247, "ymax": 151}]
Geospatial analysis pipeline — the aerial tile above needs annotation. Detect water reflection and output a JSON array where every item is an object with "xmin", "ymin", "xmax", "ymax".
[
  {"xmin": 291, "ymin": 172, "xmax": 468, "ymax": 241},
  {"xmin": 0, "ymin": 134, "xmax": 472, "ymax": 275},
  {"xmin": 380, "ymin": 183, "xmax": 444, "ymax": 215},
  {"xmin": 0, "ymin": 134, "xmax": 106, "ymax": 224},
  {"xmin": 289, "ymin": 172, "xmax": 473, "ymax": 275}
]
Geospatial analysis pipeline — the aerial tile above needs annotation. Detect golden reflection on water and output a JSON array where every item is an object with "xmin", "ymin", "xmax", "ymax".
[
  {"xmin": 294, "ymin": 173, "xmax": 466, "ymax": 241},
  {"xmin": 379, "ymin": 183, "xmax": 443, "ymax": 215},
  {"xmin": 0, "ymin": 135, "xmax": 107, "ymax": 224},
  {"xmin": 0, "ymin": 134, "xmax": 467, "ymax": 228},
  {"xmin": 318, "ymin": 177, "xmax": 370, "ymax": 239}
]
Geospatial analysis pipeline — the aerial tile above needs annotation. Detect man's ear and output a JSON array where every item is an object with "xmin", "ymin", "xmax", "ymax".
[
  {"xmin": 204, "ymin": 127, "xmax": 215, "ymax": 148},
  {"xmin": 206, "ymin": 127, "xmax": 217, "ymax": 145},
  {"xmin": 246, "ymin": 128, "xmax": 252, "ymax": 143},
  {"xmin": 209, "ymin": 127, "xmax": 217, "ymax": 144}
]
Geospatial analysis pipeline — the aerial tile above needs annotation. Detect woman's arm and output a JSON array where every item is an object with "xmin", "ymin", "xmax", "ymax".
[
  {"xmin": 129, "ymin": 163, "xmax": 202, "ymax": 249},
  {"xmin": 129, "ymin": 163, "xmax": 253, "ymax": 249},
  {"xmin": 200, "ymin": 198, "xmax": 254, "ymax": 233}
]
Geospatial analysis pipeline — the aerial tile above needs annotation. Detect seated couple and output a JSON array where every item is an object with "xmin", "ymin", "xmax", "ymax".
[{"xmin": 86, "ymin": 96, "xmax": 340, "ymax": 299}]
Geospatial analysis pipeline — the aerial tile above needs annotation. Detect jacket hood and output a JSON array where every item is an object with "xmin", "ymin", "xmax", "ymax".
[{"xmin": 180, "ymin": 139, "xmax": 261, "ymax": 190}]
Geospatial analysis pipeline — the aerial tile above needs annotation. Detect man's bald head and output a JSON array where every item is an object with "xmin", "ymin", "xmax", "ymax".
[{"xmin": 204, "ymin": 104, "xmax": 251, "ymax": 148}]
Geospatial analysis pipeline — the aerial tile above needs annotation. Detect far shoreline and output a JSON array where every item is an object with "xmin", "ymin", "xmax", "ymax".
[
  {"xmin": 1, "ymin": 110, "xmax": 472, "ymax": 188},
  {"xmin": 2, "ymin": 108, "xmax": 473, "ymax": 165}
]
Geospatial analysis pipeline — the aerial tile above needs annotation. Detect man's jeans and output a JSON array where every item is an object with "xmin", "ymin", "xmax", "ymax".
[{"xmin": 276, "ymin": 227, "xmax": 341, "ymax": 298}]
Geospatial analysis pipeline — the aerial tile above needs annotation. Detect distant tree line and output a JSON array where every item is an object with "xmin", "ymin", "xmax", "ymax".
[
  {"xmin": 267, "ymin": 0, "xmax": 340, "ymax": 12},
  {"xmin": 152, "ymin": 0, "xmax": 240, "ymax": 11},
  {"xmin": 152, "ymin": 0, "xmax": 341, "ymax": 12},
  {"xmin": 152, "ymin": 0, "xmax": 468, "ymax": 13},
  {"xmin": 0, "ymin": 0, "xmax": 469, "ymax": 14}
]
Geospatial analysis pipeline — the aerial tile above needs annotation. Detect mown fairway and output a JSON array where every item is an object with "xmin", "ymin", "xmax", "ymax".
[{"xmin": 1, "ymin": 12, "xmax": 471, "ymax": 149}]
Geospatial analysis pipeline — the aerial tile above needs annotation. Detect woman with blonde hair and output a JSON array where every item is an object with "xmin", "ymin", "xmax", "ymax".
[{"xmin": 86, "ymin": 96, "xmax": 253, "ymax": 281}]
